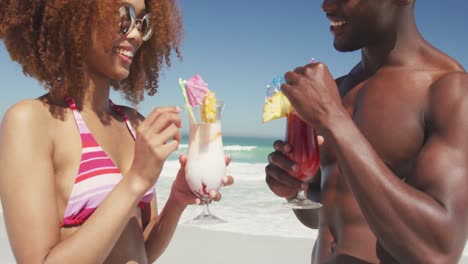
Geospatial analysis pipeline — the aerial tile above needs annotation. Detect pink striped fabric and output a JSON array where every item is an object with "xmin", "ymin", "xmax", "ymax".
[{"xmin": 62, "ymin": 97, "xmax": 154, "ymax": 227}]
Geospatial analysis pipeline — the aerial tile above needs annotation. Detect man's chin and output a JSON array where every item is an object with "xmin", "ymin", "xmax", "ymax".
[{"xmin": 333, "ymin": 40, "xmax": 361, "ymax": 52}]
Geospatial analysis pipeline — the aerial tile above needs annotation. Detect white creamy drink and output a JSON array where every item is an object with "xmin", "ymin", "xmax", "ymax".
[{"xmin": 185, "ymin": 122, "xmax": 226, "ymax": 199}]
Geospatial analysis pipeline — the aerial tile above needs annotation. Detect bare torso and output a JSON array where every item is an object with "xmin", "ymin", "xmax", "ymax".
[
  {"xmin": 48, "ymin": 99, "xmax": 151, "ymax": 263},
  {"xmin": 314, "ymin": 54, "xmax": 464, "ymax": 263}
]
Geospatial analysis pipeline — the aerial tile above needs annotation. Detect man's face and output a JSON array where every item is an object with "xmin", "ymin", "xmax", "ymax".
[{"xmin": 322, "ymin": 0, "xmax": 398, "ymax": 52}]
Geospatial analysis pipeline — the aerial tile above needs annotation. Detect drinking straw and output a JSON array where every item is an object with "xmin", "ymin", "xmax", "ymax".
[{"xmin": 178, "ymin": 78, "xmax": 196, "ymax": 123}]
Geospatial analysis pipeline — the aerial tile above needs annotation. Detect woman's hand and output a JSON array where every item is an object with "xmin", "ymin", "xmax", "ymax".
[
  {"xmin": 128, "ymin": 106, "xmax": 182, "ymax": 193},
  {"xmin": 170, "ymin": 154, "xmax": 234, "ymax": 206}
]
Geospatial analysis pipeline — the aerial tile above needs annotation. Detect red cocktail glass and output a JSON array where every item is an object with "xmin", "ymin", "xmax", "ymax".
[{"xmin": 283, "ymin": 111, "xmax": 322, "ymax": 209}]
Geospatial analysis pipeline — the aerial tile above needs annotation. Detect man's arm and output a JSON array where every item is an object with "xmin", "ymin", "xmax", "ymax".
[
  {"xmin": 144, "ymin": 154, "xmax": 234, "ymax": 262},
  {"xmin": 292, "ymin": 75, "xmax": 347, "ymax": 229},
  {"xmin": 291, "ymin": 170, "xmax": 321, "ymax": 229},
  {"xmin": 267, "ymin": 74, "xmax": 348, "ymax": 230},
  {"xmin": 324, "ymin": 72, "xmax": 468, "ymax": 263}
]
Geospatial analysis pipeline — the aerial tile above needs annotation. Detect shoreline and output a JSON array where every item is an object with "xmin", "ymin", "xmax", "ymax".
[
  {"xmin": 1, "ymin": 215, "xmax": 468, "ymax": 264},
  {"xmin": 157, "ymin": 225, "xmax": 468, "ymax": 264},
  {"xmin": 156, "ymin": 225, "xmax": 315, "ymax": 264}
]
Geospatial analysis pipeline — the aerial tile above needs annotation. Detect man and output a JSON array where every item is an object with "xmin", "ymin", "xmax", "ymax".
[{"xmin": 265, "ymin": 0, "xmax": 468, "ymax": 263}]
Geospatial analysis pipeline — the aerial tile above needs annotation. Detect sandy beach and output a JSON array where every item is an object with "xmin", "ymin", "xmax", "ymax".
[
  {"xmin": 157, "ymin": 225, "xmax": 315, "ymax": 264},
  {"xmin": 1, "ymin": 215, "xmax": 468, "ymax": 264},
  {"xmin": 0, "ymin": 214, "xmax": 314, "ymax": 264},
  {"xmin": 157, "ymin": 225, "xmax": 468, "ymax": 264},
  {"xmin": 0, "ymin": 216, "xmax": 14, "ymax": 264}
]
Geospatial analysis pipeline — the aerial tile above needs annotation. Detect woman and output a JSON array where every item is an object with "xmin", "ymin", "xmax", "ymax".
[{"xmin": 0, "ymin": 0, "xmax": 233, "ymax": 263}]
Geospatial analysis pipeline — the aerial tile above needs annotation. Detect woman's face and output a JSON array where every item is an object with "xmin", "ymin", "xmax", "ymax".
[{"xmin": 85, "ymin": 0, "xmax": 148, "ymax": 82}]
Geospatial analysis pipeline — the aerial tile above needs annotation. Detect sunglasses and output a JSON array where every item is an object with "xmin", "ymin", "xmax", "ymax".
[{"xmin": 119, "ymin": 5, "xmax": 153, "ymax": 41}]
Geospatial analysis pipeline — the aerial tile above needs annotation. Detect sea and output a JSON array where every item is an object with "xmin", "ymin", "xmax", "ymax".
[
  {"xmin": 158, "ymin": 134, "xmax": 468, "ymax": 260},
  {"xmin": 157, "ymin": 135, "xmax": 317, "ymax": 239},
  {"xmin": 1, "ymin": 135, "xmax": 467, "ymax": 263}
]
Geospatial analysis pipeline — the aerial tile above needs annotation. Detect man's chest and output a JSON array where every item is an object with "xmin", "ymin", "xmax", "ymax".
[{"xmin": 321, "ymin": 74, "xmax": 431, "ymax": 176}]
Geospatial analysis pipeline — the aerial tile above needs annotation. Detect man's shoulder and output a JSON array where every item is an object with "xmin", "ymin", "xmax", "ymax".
[
  {"xmin": 429, "ymin": 71, "xmax": 468, "ymax": 96},
  {"xmin": 335, "ymin": 62, "xmax": 365, "ymax": 97},
  {"xmin": 426, "ymin": 72, "xmax": 468, "ymax": 125}
]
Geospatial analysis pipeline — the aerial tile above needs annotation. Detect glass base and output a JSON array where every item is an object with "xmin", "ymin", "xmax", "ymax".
[
  {"xmin": 283, "ymin": 199, "xmax": 322, "ymax": 210},
  {"xmin": 185, "ymin": 212, "xmax": 227, "ymax": 225},
  {"xmin": 185, "ymin": 199, "xmax": 227, "ymax": 225},
  {"xmin": 283, "ymin": 191, "xmax": 322, "ymax": 210}
]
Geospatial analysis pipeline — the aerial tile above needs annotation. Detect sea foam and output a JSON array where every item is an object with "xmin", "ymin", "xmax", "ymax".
[{"xmin": 156, "ymin": 160, "xmax": 316, "ymax": 239}]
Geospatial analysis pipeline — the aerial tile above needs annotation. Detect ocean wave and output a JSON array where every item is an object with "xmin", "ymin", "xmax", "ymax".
[
  {"xmin": 153, "ymin": 175, "xmax": 317, "ymax": 239},
  {"xmin": 179, "ymin": 206, "xmax": 318, "ymax": 239},
  {"xmin": 224, "ymin": 145, "xmax": 257, "ymax": 151},
  {"xmin": 160, "ymin": 160, "xmax": 267, "ymax": 182},
  {"xmin": 177, "ymin": 144, "xmax": 257, "ymax": 152},
  {"xmin": 178, "ymin": 144, "xmax": 188, "ymax": 149}
]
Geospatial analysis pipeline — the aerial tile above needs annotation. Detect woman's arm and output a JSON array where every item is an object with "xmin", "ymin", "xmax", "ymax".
[
  {"xmin": 143, "ymin": 153, "xmax": 200, "ymax": 262},
  {"xmin": 0, "ymin": 101, "xmax": 181, "ymax": 263},
  {"xmin": 144, "ymin": 154, "xmax": 234, "ymax": 262}
]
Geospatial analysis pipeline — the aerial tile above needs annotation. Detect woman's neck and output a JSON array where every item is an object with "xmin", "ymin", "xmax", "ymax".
[{"xmin": 76, "ymin": 73, "xmax": 113, "ymax": 116}]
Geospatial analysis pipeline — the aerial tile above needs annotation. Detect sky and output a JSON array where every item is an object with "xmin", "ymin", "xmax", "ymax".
[{"xmin": 1, "ymin": 0, "xmax": 467, "ymax": 139}]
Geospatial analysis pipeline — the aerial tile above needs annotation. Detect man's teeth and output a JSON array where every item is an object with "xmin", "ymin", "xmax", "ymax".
[
  {"xmin": 115, "ymin": 48, "xmax": 134, "ymax": 58},
  {"xmin": 331, "ymin": 21, "xmax": 347, "ymax": 27}
]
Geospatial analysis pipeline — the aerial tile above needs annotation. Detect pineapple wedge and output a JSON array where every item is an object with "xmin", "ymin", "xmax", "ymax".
[
  {"xmin": 262, "ymin": 91, "xmax": 291, "ymax": 123},
  {"xmin": 201, "ymin": 91, "xmax": 217, "ymax": 123}
]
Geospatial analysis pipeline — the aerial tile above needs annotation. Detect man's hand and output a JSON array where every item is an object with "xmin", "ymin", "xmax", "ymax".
[
  {"xmin": 282, "ymin": 62, "xmax": 345, "ymax": 130},
  {"xmin": 265, "ymin": 136, "xmax": 324, "ymax": 199}
]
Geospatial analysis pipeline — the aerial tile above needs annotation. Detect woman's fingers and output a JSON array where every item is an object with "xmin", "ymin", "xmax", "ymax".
[
  {"xmin": 144, "ymin": 106, "xmax": 181, "ymax": 126},
  {"xmin": 210, "ymin": 190, "xmax": 221, "ymax": 202},
  {"xmin": 222, "ymin": 175, "xmax": 234, "ymax": 186},
  {"xmin": 317, "ymin": 135, "xmax": 324, "ymax": 145}
]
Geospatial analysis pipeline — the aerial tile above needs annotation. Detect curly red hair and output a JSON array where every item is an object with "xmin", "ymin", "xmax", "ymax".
[{"xmin": 0, "ymin": 0, "xmax": 183, "ymax": 106}]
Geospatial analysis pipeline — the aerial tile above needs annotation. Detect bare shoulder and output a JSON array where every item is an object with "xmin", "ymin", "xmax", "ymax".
[
  {"xmin": 430, "ymin": 71, "xmax": 468, "ymax": 93},
  {"xmin": 1, "ymin": 98, "xmax": 53, "ymax": 131},
  {"xmin": 422, "ymin": 72, "xmax": 468, "ymax": 154},
  {"xmin": 0, "ymin": 98, "xmax": 57, "ymax": 150},
  {"xmin": 427, "ymin": 72, "xmax": 468, "ymax": 129}
]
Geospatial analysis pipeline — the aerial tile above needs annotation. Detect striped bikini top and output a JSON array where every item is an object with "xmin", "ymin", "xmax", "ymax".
[{"xmin": 62, "ymin": 97, "xmax": 155, "ymax": 227}]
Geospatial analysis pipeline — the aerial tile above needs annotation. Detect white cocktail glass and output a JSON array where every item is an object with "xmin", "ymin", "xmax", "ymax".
[{"xmin": 185, "ymin": 101, "xmax": 226, "ymax": 224}]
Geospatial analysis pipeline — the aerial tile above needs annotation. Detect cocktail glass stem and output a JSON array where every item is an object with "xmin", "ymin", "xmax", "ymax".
[
  {"xmin": 202, "ymin": 201, "xmax": 210, "ymax": 215},
  {"xmin": 186, "ymin": 197, "xmax": 226, "ymax": 224},
  {"xmin": 283, "ymin": 190, "xmax": 322, "ymax": 210},
  {"xmin": 184, "ymin": 102, "xmax": 227, "ymax": 224}
]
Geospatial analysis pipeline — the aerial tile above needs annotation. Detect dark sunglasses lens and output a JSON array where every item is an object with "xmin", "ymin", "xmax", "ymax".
[
  {"xmin": 119, "ymin": 6, "xmax": 135, "ymax": 35},
  {"xmin": 141, "ymin": 15, "xmax": 153, "ymax": 41}
]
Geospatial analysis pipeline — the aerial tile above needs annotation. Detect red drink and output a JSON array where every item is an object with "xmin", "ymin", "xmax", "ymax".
[{"xmin": 285, "ymin": 112, "xmax": 320, "ymax": 182}]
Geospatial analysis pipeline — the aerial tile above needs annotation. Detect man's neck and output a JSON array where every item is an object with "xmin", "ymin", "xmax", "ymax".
[{"xmin": 360, "ymin": 7, "xmax": 425, "ymax": 76}]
